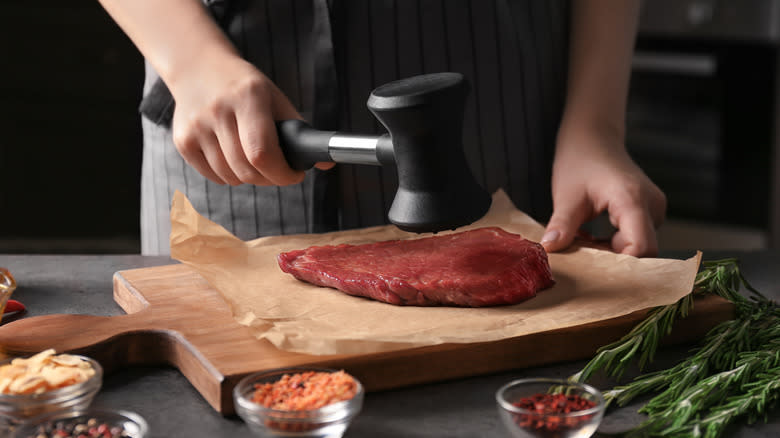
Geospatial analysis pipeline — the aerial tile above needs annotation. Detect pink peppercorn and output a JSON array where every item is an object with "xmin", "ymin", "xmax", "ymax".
[{"xmin": 25, "ymin": 418, "xmax": 131, "ymax": 438}]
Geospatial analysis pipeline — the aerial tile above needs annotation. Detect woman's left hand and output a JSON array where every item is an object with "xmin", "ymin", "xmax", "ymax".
[{"xmin": 541, "ymin": 129, "xmax": 667, "ymax": 257}]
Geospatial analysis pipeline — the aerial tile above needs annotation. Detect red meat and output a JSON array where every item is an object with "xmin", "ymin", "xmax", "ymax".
[{"xmin": 277, "ymin": 227, "xmax": 555, "ymax": 307}]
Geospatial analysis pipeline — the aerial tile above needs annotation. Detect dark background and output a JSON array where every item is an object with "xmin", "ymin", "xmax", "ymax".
[
  {"xmin": 0, "ymin": 1, "xmax": 144, "ymax": 253},
  {"xmin": 1, "ymin": 0, "xmax": 778, "ymax": 253}
]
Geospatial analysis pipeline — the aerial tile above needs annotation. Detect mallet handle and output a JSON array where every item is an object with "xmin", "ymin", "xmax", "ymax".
[{"xmin": 277, "ymin": 120, "xmax": 394, "ymax": 170}]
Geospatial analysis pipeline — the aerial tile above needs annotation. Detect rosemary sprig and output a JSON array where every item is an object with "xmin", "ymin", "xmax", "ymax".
[
  {"xmin": 569, "ymin": 258, "xmax": 780, "ymax": 436},
  {"xmin": 570, "ymin": 259, "xmax": 746, "ymax": 385},
  {"xmin": 605, "ymin": 307, "xmax": 779, "ymax": 408},
  {"xmin": 687, "ymin": 366, "xmax": 780, "ymax": 437},
  {"xmin": 570, "ymin": 259, "xmax": 771, "ymax": 386},
  {"xmin": 629, "ymin": 345, "xmax": 780, "ymax": 437},
  {"xmin": 569, "ymin": 293, "xmax": 694, "ymax": 384},
  {"xmin": 694, "ymin": 259, "xmax": 767, "ymax": 307}
]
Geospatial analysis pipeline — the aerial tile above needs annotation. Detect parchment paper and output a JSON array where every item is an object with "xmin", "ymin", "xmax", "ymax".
[{"xmin": 170, "ymin": 190, "xmax": 701, "ymax": 355}]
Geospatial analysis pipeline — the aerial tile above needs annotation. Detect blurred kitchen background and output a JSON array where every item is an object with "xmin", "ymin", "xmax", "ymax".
[{"xmin": 1, "ymin": 0, "xmax": 779, "ymax": 253}]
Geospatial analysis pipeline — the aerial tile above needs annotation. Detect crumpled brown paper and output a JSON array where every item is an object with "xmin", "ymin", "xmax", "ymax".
[{"xmin": 170, "ymin": 190, "xmax": 701, "ymax": 355}]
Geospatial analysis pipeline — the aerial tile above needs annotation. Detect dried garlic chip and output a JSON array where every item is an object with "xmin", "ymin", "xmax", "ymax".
[
  {"xmin": 10, "ymin": 376, "xmax": 47, "ymax": 394},
  {"xmin": 50, "ymin": 354, "xmax": 83, "ymax": 367},
  {"xmin": 0, "ymin": 350, "xmax": 95, "ymax": 395},
  {"xmin": 27, "ymin": 362, "xmax": 45, "ymax": 376},
  {"xmin": 0, "ymin": 364, "xmax": 26, "ymax": 380},
  {"xmin": 0, "ymin": 377, "xmax": 11, "ymax": 393},
  {"xmin": 26, "ymin": 349, "xmax": 56, "ymax": 365},
  {"xmin": 41, "ymin": 368, "xmax": 76, "ymax": 387}
]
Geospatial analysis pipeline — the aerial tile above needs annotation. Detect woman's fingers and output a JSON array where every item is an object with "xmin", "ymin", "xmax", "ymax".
[
  {"xmin": 175, "ymin": 147, "xmax": 225, "ymax": 185},
  {"xmin": 609, "ymin": 206, "xmax": 659, "ymax": 257},
  {"xmin": 171, "ymin": 61, "xmax": 308, "ymax": 187},
  {"xmin": 174, "ymin": 120, "xmax": 229, "ymax": 185},
  {"xmin": 215, "ymin": 111, "xmax": 272, "ymax": 186},
  {"xmin": 315, "ymin": 162, "xmax": 336, "ymax": 170},
  {"xmin": 542, "ymin": 193, "xmax": 592, "ymax": 253},
  {"xmin": 234, "ymin": 83, "xmax": 304, "ymax": 186},
  {"xmin": 197, "ymin": 130, "xmax": 242, "ymax": 186}
]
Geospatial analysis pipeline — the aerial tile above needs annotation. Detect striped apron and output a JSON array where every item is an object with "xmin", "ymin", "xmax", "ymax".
[{"xmin": 139, "ymin": 0, "xmax": 570, "ymax": 255}]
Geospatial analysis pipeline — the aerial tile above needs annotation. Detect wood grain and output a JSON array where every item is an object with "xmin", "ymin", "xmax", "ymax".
[{"xmin": 0, "ymin": 263, "xmax": 734, "ymax": 415}]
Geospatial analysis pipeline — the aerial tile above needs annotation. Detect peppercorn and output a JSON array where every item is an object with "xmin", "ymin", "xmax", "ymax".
[{"xmin": 23, "ymin": 418, "xmax": 132, "ymax": 438}]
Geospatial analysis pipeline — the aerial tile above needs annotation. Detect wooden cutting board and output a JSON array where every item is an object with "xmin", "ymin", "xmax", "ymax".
[{"xmin": 0, "ymin": 263, "xmax": 734, "ymax": 415}]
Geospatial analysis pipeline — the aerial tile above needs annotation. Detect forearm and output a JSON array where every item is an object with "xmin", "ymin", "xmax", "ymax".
[
  {"xmin": 558, "ymin": 0, "xmax": 640, "ymax": 151},
  {"xmin": 97, "ymin": 0, "xmax": 240, "ymax": 95}
]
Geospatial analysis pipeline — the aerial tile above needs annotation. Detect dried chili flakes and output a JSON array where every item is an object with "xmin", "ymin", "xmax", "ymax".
[
  {"xmin": 251, "ymin": 370, "xmax": 357, "ymax": 411},
  {"xmin": 512, "ymin": 393, "xmax": 597, "ymax": 432}
]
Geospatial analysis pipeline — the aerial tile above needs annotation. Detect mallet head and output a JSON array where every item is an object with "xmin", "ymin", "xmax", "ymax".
[{"xmin": 368, "ymin": 72, "xmax": 491, "ymax": 233}]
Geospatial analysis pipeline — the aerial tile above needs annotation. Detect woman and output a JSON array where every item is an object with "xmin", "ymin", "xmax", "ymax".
[{"xmin": 98, "ymin": 0, "xmax": 666, "ymax": 257}]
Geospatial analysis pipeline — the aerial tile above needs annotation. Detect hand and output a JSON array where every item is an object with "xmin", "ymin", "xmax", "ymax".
[
  {"xmin": 541, "ymin": 129, "xmax": 667, "ymax": 257},
  {"xmin": 97, "ymin": 0, "xmax": 333, "ymax": 185},
  {"xmin": 170, "ymin": 55, "xmax": 333, "ymax": 186}
]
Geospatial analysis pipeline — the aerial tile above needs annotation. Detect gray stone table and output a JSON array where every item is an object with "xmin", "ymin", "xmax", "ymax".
[{"xmin": 0, "ymin": 252, "xmax": 778, "ymax": 437}]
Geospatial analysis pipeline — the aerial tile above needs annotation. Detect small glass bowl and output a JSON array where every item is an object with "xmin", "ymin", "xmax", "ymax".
[
  {"xmin": 233, "ymin": 367, "xmax": 364, "ymax": 438},
  {"xmin": 496, "ymin": 378, "xmax": 605, "ymax": 438},
  {"xmin": 11, "ymin": 408, "xmax": 148, "ymax": 438},
  {"xmin": 0, "ymin": 267, "xmax": 17, "ymax": 323},
  {"xmin": 0, "ymin": 355, "xmax": 103, "ymax": 428}
]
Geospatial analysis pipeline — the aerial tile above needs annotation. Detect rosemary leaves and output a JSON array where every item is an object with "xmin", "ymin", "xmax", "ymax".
[{"xmin": 569, "ymin": 258, "xmax": 780, "ymax": 437}]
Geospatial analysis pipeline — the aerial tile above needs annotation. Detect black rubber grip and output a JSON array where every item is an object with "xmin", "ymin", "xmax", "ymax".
[{"xmin": 276, "ymin": 119, "xmax": 335, "ymax": 171}]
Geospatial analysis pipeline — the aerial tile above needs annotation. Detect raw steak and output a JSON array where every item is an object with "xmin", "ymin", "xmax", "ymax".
[{"xmin": 277, "ymin": 227, "xmax": 555, "ymax": 307}]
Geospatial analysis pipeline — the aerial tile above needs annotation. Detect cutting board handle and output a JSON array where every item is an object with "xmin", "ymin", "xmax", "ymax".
[{"xmin": 0, "ymin": 313, "xmax": 141, "ymax": 359}]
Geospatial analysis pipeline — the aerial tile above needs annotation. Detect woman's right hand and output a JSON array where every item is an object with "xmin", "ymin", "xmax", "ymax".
[
  {"xmin": 170, "ymin": 56, "xmax": 310, "ymax": 186},
  {"xmin": 98, "ymin": 0, "xmax": 334, "ymax": 186}
]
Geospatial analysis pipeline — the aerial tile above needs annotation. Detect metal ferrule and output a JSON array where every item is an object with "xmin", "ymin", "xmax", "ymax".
[{"xmin": 328, "ymin": 135, "xmax": 381, "ymax": 165}]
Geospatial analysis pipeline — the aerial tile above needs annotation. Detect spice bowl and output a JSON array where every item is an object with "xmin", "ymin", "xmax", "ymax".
[
  {"xmin": 496, "ymin": 378, "xmax": 605, "ymax": 438},
  {"xmin": 0, "ymin": 355, "xmax": 103, "ymax": 428},
  {"xmin": 11, "ymin": 408, "xmax": 148, "ymax": 438},
  {"xmin": 233, "ymin": 367, "xmax": 364, "ymax": 438}
]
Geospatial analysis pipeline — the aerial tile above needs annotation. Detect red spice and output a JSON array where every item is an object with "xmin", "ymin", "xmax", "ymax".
[
  {"xmin": 251, "ymin": 370, "xmax": 358, "ymax": 411},
  {"xmin": 3, "ymin": 299, "xmax": 25, "ymax": 314},
  {"xmin": 512, "ymin": 393, "xmax": 596, "ymax": 432},
  {"xmin": 250, "ymin": 370, "xmax": 359, "ymax": 433}
]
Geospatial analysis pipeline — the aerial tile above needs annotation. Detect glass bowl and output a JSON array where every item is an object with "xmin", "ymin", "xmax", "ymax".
[
  {"xmin": 11, "ymin": 408, "xmax": 148, "ymax": 438},
  {"xmin": 233, "ymin": 367, "xmax": 364, "ymax": 438},
  {"xmin": 496, "ymin": 378, "xmax": 605, "ymax": 438},
  {"xmin": 0, "ymin": 267, "xmax": 17, "ymax": 323},
  {"xmin": 0, "ymin": 355, "xmax": 102, "ymax": 428}
]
